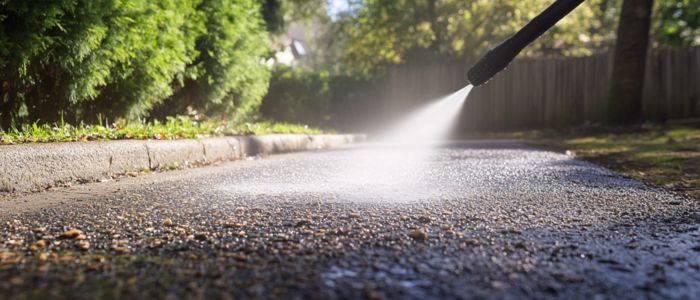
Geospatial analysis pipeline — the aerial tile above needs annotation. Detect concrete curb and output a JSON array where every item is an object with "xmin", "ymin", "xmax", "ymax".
[{"xmin": 0, "ymin": 134, "xmax": 364, "ymax": 193}]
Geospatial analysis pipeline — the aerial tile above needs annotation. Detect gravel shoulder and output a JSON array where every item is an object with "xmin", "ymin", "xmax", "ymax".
[{"xmin": 0, "ymin": 141, "xmax": 698, "ymax": 299}]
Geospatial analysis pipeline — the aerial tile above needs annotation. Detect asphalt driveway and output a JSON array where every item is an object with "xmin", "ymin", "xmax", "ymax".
[{"xmin": 0, "ymin": 140, "xmax": 698, "ymax": 299}]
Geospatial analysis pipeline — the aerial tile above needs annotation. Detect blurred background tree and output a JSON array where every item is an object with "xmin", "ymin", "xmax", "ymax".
[
  {"xmin": 262, "ymin": 0, "xmax": 700, "ymax": 129},
  {"xmin": 653, "ymin": 0, "xmax": 700, "ymax": 46},
  {"xmin": 607, "ymin": 0, "xmax": 700, "ymax": 125},
  {"xmin": 2, "ymin": 0, "xmax": 700, "ymax": 131},
  {"xmin": 260, "ymin": 66, "xmax": 331, "ymax": 126},
  {"xmin": 327, "ymin": 0, "xmax": 622, "ymax": 77},
  {"xmin": 308, "ymin": 0, "xmax": 699, "ymax": 78}
]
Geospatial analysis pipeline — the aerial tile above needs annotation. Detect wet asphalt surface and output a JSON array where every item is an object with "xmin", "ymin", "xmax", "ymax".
[{"xmin": 1, "ymin": 140, "xmax": 699, "ymax": 299}]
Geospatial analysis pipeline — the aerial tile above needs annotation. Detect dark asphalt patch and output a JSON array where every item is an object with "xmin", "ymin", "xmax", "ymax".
[{"xmin": 1, "ymin": 141, "xmax": 698, "ymax": 299}]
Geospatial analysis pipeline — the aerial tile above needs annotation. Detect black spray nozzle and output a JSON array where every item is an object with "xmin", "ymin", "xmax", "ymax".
[{"xmin": 467, "ymin": 0, "xmax": 585, "ymax": 86}]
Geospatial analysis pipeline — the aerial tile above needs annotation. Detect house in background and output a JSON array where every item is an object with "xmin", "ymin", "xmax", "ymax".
[
  {"xmin": 267, "ymin": 0, "xmax": 352, "ymax": 68},
  {"xmin": 268, "ymin": 20, "xmax": 322, "ymax": 67}
]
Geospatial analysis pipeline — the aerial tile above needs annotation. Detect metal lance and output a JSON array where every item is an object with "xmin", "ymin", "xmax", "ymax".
[{"xmin": 467, "ymin": 0, "xmax": 586, "ymax": 86}]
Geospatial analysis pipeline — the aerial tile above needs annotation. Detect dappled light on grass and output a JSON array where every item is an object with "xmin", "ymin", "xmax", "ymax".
[{"xmin": 528, "ymin": 125, "xmax": 700, "ymax": 200}]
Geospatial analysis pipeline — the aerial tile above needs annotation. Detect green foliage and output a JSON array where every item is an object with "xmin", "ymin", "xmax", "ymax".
[
  {"xmin": 260, "ymin": 0, "xmax": 326, "ymax": 33},
  {"xmin": 88, "ymin": 0, "xmax": 203, "ymax": 120},
  {"xmin": 260, "ymin": 64, "xmax": 380, "ymax": 131},
  {"xmin": 0, "ymin": 116, "xmax": 323, "ymax": 144},
  {"xmin": 0, "ymin": 0, "xmax": 202, "ymax": 124},
  {"xmin": 322, "ymin": 0, "xmax": 700, "ymax": 77},
  {"xmin": 235, "ymin": 120, "xmax": 323, "ymax": 134},
  {"xmin": 1, "ymin": 0, "xmax": 122, "ymax": 124},
  {"xmin": 260, "ymin": 66, "xmax": 332, "ymax": 126},
  {"xmin": 154, "ymin": 0, "xmax": 271, "ymax": 122},
  {"xmin": 653, "ymin": 0, "xmax": 700, "ymax": 46},
  {"xmin": 0, "ymin": 0, "xmax": 270, "ymax": 128},
  {"xmin": 331, "ymin": 0, "xmax": 622, "ymax": 77}
]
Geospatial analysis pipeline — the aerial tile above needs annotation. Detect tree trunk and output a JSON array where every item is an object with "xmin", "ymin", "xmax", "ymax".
[{"xmin": 607, "ymin": 0, "xmax": 654, "ymax": 124}]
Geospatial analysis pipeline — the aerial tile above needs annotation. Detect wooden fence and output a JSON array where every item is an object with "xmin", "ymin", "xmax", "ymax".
[{"xmin": 361, "ymin": 47, "xmax": 700, "ymax": 132}]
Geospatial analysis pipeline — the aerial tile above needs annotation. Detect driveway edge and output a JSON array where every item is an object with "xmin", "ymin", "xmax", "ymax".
[{"xmin": 0, "ymin": 134, "xmax": 365, "ymax": 193}]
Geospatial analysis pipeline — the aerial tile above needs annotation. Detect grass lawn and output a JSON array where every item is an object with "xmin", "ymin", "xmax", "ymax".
[
  {"xmin": 512, "ymin": 125, "xmax": 700, "ymax": 200},
  {"xmin": 0, "ymin": 116, "xmax": 324, "ymax": 145}
]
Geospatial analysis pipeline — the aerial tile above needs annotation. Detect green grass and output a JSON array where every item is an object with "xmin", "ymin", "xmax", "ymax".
[
  {"xmin": 512, "ymin": 124, "xmax": 700, "ymax": 199},
  {"xmin": 0, "ymin": 116, "xmax": 324, "ymax": 145}
]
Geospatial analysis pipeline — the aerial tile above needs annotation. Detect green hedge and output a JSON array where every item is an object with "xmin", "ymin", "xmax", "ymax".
[
  {"xmin": 260, "ymin": 65, "xmax": 378, "ymax": 130},
  {"xmin": 0, "ymin": 0, "xmax": 270, "ymax": 128},
  {"xmin": 260, "ymin": 66, "xmax": 331, "ymax": 127}
]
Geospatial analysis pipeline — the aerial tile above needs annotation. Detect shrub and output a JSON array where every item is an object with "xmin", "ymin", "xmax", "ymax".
[
  {"xmin": 260, "ymin": 65, "xmax": 331, "ymax": 127},
  {"xmin": 0, "ymin": 0, "xmax": 270, "ymax": 128},
  {"xmin": 0, "ymin": 0, "xmax": 202, "ymax": 126},
  {"xmin": 84, "ymin": 0, "xmax": 202, "ymax": 121},
  {"xmin": 260, "ymin": 66, "xmax": 382, "ymax": 130},
  {"xmin": 152, "ymin": 0, "xmax": 270, "ymax": 122}
]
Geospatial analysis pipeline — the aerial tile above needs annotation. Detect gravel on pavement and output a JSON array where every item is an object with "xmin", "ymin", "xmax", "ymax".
[{"xmin": 0, "ymin": 140, "xmax": 698, "ymax": 299}]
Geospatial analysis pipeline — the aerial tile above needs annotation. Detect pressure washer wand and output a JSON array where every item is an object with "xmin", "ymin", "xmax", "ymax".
[{"xmin": 467, "ymin": 0, "xmax": 585, "ymax": 86}]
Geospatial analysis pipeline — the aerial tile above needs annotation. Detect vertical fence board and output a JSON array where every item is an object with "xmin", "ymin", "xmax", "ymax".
[
  {"xmin": 358, "ymin": 47, "xmax": 699, "ymax": 132},
  {"xmin": 352, "ymin": 47, "xmax": 700, "ymax": 131}
]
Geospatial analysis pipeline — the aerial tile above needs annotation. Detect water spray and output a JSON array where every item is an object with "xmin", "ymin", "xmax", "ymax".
[
  {"xmin": 467, "ymin": 0, "xmax": 585, "ymax": 86},
  {"xmin": 209, "ymin": 0, "xmax": 586, "ymax": 203},
  {"xmin": 319, "ymin": 0, "xmax": 586, "ymax": 199}
]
